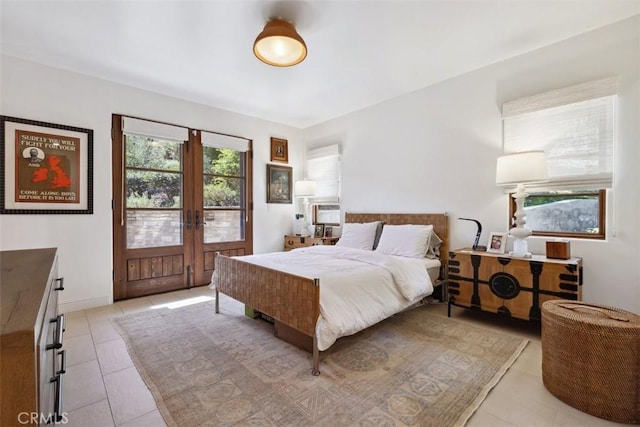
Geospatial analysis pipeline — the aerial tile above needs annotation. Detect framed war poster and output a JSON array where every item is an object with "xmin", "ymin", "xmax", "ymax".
[{"xmin": 1, "ymin": 115, "xmax": 93, "ymax": 214}]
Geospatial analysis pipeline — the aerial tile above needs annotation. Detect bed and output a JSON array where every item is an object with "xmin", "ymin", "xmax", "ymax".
[{"xmin": 212, "ymin": 212, "xmax": 449, "ymax": 375}]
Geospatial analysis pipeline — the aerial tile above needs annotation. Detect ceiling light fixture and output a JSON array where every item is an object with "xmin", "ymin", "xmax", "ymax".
[{"xmin": 253, "ymin": 19, "xmax": 307, "ymax": 67}]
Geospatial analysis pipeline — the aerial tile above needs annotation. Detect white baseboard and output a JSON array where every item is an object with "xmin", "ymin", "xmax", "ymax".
[{"xmin": 59, "ymin": 296, "xmax": 112, "ymax": 314}]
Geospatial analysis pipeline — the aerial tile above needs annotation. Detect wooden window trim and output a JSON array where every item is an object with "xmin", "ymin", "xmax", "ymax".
[{"xmin": 508, "ymin": 189, "xmax": 606, "ymax": 240}]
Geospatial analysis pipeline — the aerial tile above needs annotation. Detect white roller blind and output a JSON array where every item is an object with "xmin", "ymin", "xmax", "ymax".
[
  {"xmin": 122, "ymin": 117, "xmax": 188, "ymax": 142},
  {"xmin": 503, "ymin": 77, "xmax": 616, "ymax": 189},
  {"xmin": 307, "ymin": 144, "xmax": 340, "ymax": 202},
  {"xmin": 201, "ymin": 131, "xmax": 249, "ymax": 152}
]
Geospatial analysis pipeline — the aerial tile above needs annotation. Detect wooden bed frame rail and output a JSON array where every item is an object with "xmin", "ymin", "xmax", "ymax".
[{"xmin": 214, "ymin": 255, "xmax": 322, "ymax": 374}]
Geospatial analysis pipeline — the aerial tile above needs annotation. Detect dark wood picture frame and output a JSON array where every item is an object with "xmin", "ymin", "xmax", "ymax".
[
  {"xmin": 266, "ymin": 164, "xmax": 292, "ymax": 204},
  {"xmin": 270, "ymin": 137, "xmax": 288, "ymax": 163},
  {"xmin": 314, "ymin": 224, "xmax": 325, "ymax": 238},
  {"xmin": 1, "ymin": 115, "xmax": 93, "ymax": 214}
]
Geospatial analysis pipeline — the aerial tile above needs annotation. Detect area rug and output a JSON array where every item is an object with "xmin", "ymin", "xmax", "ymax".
[{"xmin": 114, "ymin": 296, "xmax": 528, "ymax": 427}]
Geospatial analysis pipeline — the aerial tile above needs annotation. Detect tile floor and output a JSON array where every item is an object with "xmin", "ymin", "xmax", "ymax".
[{"xmin": 62, "ymin": 286, "xmax": 628, "ymax": 427}]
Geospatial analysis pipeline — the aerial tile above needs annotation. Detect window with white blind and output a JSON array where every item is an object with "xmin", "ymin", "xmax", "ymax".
[
  {"xmin": 306, "ymin": 144, "xmax": 341, "ymax": 203},
  {"xmin": 502, "ymin": 77, "xmax": 617, "ymax": 239}
]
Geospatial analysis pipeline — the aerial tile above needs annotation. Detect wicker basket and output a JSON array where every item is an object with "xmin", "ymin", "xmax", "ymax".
[{"xmin": 541, "ymin": 300, "xmax": 640, "ymax": 424}]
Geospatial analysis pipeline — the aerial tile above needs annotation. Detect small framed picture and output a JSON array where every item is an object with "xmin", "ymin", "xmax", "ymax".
[
  {"xmin": 487, "ymin": 232, "xmax": 507, "ymax": 254},
  {"xmin": 314, "ymin": 224, "xmax": 325, "ymax": 238},
  {"xmin": 324, "ymin": 226, "xmax": 333, "ymax": 238},
  {"xmin": 270, "ymin": 137, "xmax": 288, "ymax": 163}
]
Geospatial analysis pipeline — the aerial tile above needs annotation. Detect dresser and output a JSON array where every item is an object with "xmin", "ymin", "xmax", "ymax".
[
  {"xmin": 284, "ymin": 235, "xmax": 339, "ymax": 251},
  {"xmin": 447, "ymin": 249, "xmax": 582, "ymax": 322},
  {"xmin": 1, "ymin": 248, "xmax": 65, "ymax": 426}
]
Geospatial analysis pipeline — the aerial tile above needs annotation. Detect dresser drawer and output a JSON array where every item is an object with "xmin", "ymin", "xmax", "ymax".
[{"xmin": 38, "ymin": 271, "xmax": 64, "ymax": 424}]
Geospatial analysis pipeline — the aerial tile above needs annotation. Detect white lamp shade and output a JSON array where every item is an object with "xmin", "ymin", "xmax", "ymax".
[
  {"xmin": 496, "ymin": 151, "xmax": 548, "ymax": 185},
  {"xmin": 294, "ymin": 180, "xmax": 316, "ymax": 197}
]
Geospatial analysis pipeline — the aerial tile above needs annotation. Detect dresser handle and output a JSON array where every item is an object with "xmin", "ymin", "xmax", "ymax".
[
  {"xmin": 46, "ymin": 314, "xmax": 65, "ymax": 350},
  {"xmin": 54, "ymin": 277, "xmax": 64, "ymax": 291},
  {"xmin": 287, "ymin": 240, "xmax": 294, "ymax": 245},
  {"xmin": 50, "ymin": 373, "xmax": 64, "ymax": 423},
  {"xmin": 57, "ymin": 350, "xmax": 66, "ymax": 375}
]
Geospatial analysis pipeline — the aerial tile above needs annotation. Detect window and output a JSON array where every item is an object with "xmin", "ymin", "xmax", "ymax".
[
  {"xmin": 307, "ymin": 144, "xmax": 341, "ymax": 203},
  {"xmin": 509, "ymin": 189, "xmax": 606, "ymax": 239},
  {"xmin": 502, "ymin": 78, "xmax": 616, "ymax": 239}
]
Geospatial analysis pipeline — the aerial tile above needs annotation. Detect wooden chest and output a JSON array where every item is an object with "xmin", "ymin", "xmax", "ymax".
[
  {"xmin": 284, "ymin": 235, "xmax": 339, "ymax": 251},
  {"xmin": 447, "ymin": 249, "xmax": 582, "ymax": 322}
]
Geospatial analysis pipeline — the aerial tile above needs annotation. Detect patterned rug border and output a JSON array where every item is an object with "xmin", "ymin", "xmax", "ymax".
[{"xmin": 113, "ymin": 299, "xmax": 529, "ymax": 427}]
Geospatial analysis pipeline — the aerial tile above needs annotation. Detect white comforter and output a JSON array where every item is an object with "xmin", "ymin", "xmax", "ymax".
[{"xmin": 212, "ymin": 245, "xmax": 434, "ymax": 351}]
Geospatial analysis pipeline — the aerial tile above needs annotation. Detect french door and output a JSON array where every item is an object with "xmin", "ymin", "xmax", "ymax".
[{"xmin": 112, "ymin": 115, "xmax": 253, "ymax": 300}]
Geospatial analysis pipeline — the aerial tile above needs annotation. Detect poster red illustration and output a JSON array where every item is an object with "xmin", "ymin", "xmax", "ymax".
[{"xmin": 15, "ymin": 129, "xmax": 80, "ymax": 204}]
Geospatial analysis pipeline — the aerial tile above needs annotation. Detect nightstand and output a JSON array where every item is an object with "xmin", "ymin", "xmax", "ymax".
[
  {"xmin": 284, "ymin": 235, "xmax": 339, "ymax": 251},
  {"xmin": 447, "ymin": 248, "xmax": 582, "ymax": 322}
]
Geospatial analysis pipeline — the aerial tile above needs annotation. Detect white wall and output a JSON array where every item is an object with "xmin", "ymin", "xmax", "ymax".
[
  {"xmin": 0, "ymin": 56, "xmax": 302, "ymax": 312},
  {"xmin": 2, "ymin": 16, "xmax": 638, "ymax": 314},
  {"xmin": 303, "ymin": 16, "xmax": 640, "ymax": 313}
]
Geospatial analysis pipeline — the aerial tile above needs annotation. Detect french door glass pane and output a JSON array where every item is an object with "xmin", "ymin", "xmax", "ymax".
[
  {"xmin": 203, "ymin": 147, "xmax": 242, "ymax": 175},
  {"xmin": 203, "ymin": 176, "xmax": 243, "ymax": 208},
  {"xmin": 125, "ymin": 136, "xmax": 181, "ymax": 171},
  {"xmin": 125, "ymin": 135, "xmax": 184, "ymax": 249},
  {"xmin": 126, "ymin": 170, "xmax": 182, "ymax": 208},
  {"xmin": 203, "ymin": 210, "xmax": 244, "ymax": 243},
  {"xmin": 126, "ymin": 210, "xmax": 182, "ymax": 249}
]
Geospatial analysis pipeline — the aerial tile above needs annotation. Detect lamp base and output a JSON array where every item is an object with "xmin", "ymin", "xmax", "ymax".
[
  {"xmin": 509, "ymin": 237, "xmax": 531, "ymax": 258},
  {"xmin": 509, "ymin": 251, "xmax": 532, "ymax": 259}
]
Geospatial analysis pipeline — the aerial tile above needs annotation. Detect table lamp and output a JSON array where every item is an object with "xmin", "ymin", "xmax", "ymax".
[
  {"xmin": 294, "ymin": 179, "xmax": 316, "ymax": 236},
  {"xmin": 495, "ymin": 151, "xmax": 548, "ymax": 257}
]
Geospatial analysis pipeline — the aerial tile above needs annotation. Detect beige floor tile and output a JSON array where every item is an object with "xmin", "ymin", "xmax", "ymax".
[
  {"xmin": 63, "ymin": 333, "xmax": 97, "ymax": 367},
  {"xmin": 510, "ymin": 339, "xmax": 542, "ymax": 377},
  {"xmin": 64, "ymin": 399, "xmax": 114, "ymax": 427},
  {"xmin": 146, "ymin": 289, "xmax": 195, "ymax": 306},
  {"xmin": 117, "ymin": 297, "xmax": 153, "ymax": 315},
  {"xmin": 96, "ymin": 338, "xmax": 134, "ymax": 375},
  {"xmin": 91, "ymin": 319, "xmax": 123, "ymax": 344},
  {"xmin": 486, "ymin": 368, "xmax": 563, "ymax": 410},
  {"xmin": 64, "ymin": 309, "xmax": 87, "ymax": 319},
  {"xmin": 64, "ymin": 315, "xmax": 91, "ymax": 338},
  {"xmin": 63, "ymin": 359, "xmax": 107, "ymax": 412},
  {"xmin": 119, "ymin": 410, "xmax": 167, "ymax": 427},
  {"xmin": 86, "ymin": 304, "xmax": 125, "ymax": 324},
  {"xmin": 482, "ymin": 382, "xmax": 559, "ymax": 426},
  {"xmin": 103, "ymin": 367, "xmax": 157, "ymax": 425},
  {"xmin": 552, "ymin": 402, "xmax": 630, "ymax": 427},
  {"xmin": 467, "ymin": 408, "xmax": 516, "ymax": 427}
]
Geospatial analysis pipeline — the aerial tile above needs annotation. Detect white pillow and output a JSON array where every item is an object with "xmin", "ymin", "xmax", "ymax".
[
  {"xmin": 375, "ymin": 224, "xmax": 433, "ymax": 258},
  {"xmin": 335, "ymin": 221, "xmax": 381, "ymax": 250}
]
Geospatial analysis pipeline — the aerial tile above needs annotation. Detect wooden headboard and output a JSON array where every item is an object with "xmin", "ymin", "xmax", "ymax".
[{"xmin": 345, "ymin": 212, "xmax": 449, "ymax": 269}]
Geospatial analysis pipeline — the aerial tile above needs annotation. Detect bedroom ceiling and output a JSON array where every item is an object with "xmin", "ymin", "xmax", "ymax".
[{"xmin": 1, "ymin": 1, "xmax": 638, "ymax": 129}]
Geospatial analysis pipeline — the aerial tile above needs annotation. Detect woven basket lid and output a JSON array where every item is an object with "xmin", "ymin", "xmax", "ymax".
[{"xmin": 542, "ymin": 300, "xmax": 640, "ymax": 330}]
